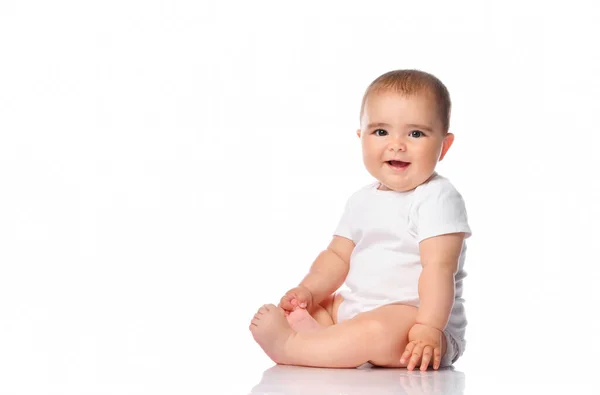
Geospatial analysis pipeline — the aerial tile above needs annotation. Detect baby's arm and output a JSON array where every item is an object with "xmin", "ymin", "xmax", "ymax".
[
  {"xmin": 401, "ymin": 232, "xmax": 466, "ymax": 370},
  {"xmin": 295, "ymin": 236, "xmax": 353, "ymax": 307},
  {"xmin": 416, "ymin": 232, "xmax": 465, "ymax": 329}
]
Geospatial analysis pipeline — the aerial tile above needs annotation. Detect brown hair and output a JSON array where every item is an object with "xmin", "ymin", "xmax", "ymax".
[{"xmin": 359, "ymin": 69, "xmax": 452, "ymax": 133}]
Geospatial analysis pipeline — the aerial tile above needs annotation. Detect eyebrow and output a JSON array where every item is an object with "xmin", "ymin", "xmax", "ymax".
[{"xmin": 366, "ymin": 122, "xmax": 435, "ymax": 133}]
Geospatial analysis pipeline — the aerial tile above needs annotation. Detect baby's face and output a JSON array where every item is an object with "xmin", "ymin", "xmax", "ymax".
[{"xmin": 358, "ymin": 91, "xmax": 454, "ymax": 192}]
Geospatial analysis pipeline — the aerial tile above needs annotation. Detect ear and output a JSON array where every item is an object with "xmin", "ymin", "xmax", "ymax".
[
  {"xmin": 439, "ymin": 133, "xmax": 455, "ymax": 161},
  {"xmin": 356, "ymin": 128, "xmax": 362, "ymax": 138}
]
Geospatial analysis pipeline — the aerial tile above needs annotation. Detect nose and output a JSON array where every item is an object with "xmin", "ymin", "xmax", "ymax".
[{"xmin": 387, "ymin": 136, "xmax": 406, "ymax": 152}]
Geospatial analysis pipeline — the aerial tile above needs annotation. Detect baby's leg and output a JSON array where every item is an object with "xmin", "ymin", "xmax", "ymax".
[
  {"xmin": 250, "ymin": 302, "xmax": 428, "ymax": 368},
  {"xmin": 286, "ymin": 293, "xmax": 343, "ymax": 332}
]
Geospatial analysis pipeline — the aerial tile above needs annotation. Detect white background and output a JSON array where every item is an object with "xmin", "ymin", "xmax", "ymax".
[{"xmin": 1, "ymin": 0, "xmax": 599, "ymax": 394}]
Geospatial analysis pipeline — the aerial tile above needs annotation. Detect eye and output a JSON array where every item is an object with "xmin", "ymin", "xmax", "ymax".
[
  {"xmin": 409, "ymin": 130, "xmax": 425, "ymax": 138},
  {"xmin": 373, "ymin": 129, "xmax": 388, "ymax": 136}
]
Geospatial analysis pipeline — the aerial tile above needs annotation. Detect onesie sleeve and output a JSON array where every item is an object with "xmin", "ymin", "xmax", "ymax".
[
  {"xmin": 414, "ymin": 180, "xmax": 472, "ymax": 243},
  {"xmin": 333, "ymin": 195, "xmax": 355, "ymax": 242}
]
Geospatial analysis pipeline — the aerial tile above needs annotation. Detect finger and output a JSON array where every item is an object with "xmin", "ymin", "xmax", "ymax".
[
  {"xmin": 420, "ymin": 346, "xmax": 433, "ymax": 371},
  {"xmin": 433, "ymin": 347, "xmax": 442, "ymax": 370},
  {"xmin": 400, "ymin": 341, "xmax": 416, "ymax": 364},
  {"xmin": 408, "ymin": 343, "xmax": 425, "ymax": 371},
  {"xmin": 281, "ymin": 297, "xmax": 295, "ymax": 311},
  {"xmin": 295, "ymin": 293, "xmax": 308, "ymax": 308},
  {"xmin": 280, "ymin": 293, "xmax": 293, "ymax": 306}
]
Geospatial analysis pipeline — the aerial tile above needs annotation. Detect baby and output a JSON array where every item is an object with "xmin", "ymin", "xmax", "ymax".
[{"xmin": 249, "ymin": 69, "xmax": 471, "ymax": 371}]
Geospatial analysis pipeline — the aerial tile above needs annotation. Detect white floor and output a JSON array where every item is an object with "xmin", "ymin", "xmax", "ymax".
[
  {"xmin": 248, "ymin": 363, "xmax": 466, "ymax": 395},
  {"xmin": 238, "ymin": 357, "xmax": 599, "ymax": 395}
]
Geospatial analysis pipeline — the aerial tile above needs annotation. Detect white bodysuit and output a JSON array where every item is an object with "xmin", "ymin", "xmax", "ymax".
[{"xmin": 333, "ymin": 172, "xmax": 471, "ymax": 364}]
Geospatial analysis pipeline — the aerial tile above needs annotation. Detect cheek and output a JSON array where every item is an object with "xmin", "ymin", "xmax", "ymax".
[
  {"xmin": 362, "ymin": 147, "xmax": 382, "ymax": 167},
  {"xmin": 417, "ymin": 142, "xmax": 442, "ymax": 160},
  {"xmin": 362, "ymin": 140, "xmax": 378, "ymax": 156}
]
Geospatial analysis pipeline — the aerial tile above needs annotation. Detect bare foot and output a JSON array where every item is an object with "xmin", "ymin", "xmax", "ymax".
[
  {"xmin": 286, "ymin": 308, "xmax": 323, "ymax": 332},
  {"xmin": 250, "ymin": 304, "xmax": 296, "ymax": 364}
]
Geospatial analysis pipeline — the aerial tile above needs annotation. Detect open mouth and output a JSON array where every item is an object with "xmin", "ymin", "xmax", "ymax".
[{"xmin": 387, "ymin": 160, "xmax": 411, "ymax": 169}]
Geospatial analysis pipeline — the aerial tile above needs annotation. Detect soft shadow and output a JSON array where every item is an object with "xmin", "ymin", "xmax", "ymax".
[{"xmin": 249, "ymin": 363, "xmax": 465, "ymax": 395}]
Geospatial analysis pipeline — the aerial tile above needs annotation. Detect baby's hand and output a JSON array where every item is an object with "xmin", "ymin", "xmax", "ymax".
[
  {"xmin": 278, "ymin": 285, "xmax": 313, "ymax": 315},
  {"xmin": 400, "ymin": 323, "xmax": 443, "ymax": 371}
]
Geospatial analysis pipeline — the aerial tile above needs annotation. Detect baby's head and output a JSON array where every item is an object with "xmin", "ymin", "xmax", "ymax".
[{"xmin": 357, "ymin": 69, "xmax": 455, "ymax": 192}]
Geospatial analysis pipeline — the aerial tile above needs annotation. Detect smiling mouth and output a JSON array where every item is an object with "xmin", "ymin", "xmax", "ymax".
[{"xmin": 387, "ymin": 160, "xmax": 411, "ymax": 169}]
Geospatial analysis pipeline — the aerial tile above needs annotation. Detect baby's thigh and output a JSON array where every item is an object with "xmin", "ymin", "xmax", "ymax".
[{"xmin": 352, "ymin": 303, "xmax": 419, "ymax": 367}]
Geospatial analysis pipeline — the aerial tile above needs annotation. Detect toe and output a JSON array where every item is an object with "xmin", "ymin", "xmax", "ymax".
[{"xmin": 250, "ymin": 316, "xmax": 261, "ymax": 328}]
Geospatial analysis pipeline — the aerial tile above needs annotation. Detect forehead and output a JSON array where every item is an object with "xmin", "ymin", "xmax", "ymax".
[{"xmin": 362, "ymin": 91, "xmax": 441, "ymax": 129}]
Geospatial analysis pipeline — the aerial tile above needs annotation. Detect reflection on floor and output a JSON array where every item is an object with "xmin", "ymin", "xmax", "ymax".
[{"xmin": 249, "ymin": 363, "xmax": 465, "ymax": 395}]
